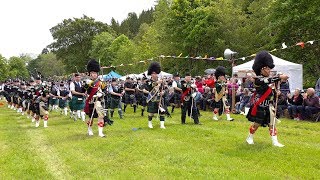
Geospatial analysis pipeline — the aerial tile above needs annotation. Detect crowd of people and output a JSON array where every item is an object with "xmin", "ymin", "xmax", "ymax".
[{"xmin": 0, "ymin": 51, "xmax": 319, "ymax": 147}]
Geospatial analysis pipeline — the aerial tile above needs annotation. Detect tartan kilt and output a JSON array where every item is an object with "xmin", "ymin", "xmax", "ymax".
[
  {"xmin": 49, "ymin": 98, "xmax": 58, "ymax": 106},
  {"xmin": 211, "ymin": 99, "xmax": 223, "ymax": 109},
  {"xmin": 59, "ymin": 99, "xmax": 67, "ymax": 108},
  {"xmin": 109, "ymin": 96, "xmax": 121, "ymax": 109},
  {"xmin": 246, "ymin": 105, "xmax": 270, "ymax": 127},
  {"xmin": 71, "ymin": 96, "xmax": 85, "ymax": 111},
  {"xmin": 124, "ymin": 93, "xmax": 136, "ymax": 104},
  {"xmin": 147, "ymin": 101, "xmax": 159, "ymax": 113}
]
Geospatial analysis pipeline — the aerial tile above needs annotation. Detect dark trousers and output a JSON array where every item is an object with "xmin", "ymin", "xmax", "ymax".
[
  {"xmin": 288, "ymin": 105, "xmax": 298, "ymax": 118},
  {"xmin": 297, "ymin": 105, "xmax": 319, "ymax": 119},
  {"xmin": 181, "ymin": 100, "xmax": 199, "ymax": 124}
]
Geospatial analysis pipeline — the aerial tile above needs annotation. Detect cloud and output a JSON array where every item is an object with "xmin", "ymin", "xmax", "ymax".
[{"xmin": 0, "ymin": 0, "xmax": 156, "ymax": 58}]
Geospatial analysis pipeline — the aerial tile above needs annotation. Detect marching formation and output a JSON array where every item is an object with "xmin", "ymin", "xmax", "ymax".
[{"xmin": 0, "ymin": 51, "xmax": 289, "ymax": 147}]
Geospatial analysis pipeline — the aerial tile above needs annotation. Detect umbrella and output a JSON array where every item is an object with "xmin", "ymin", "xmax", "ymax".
[{"xmin": 205, "ymin": 68, "xmax": 216, "ymax": 74}]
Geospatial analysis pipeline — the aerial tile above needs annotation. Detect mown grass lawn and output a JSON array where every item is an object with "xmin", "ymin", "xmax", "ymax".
[{"xmin": 0, "ymin": 101, "xmax": 319, "ymax": 179}]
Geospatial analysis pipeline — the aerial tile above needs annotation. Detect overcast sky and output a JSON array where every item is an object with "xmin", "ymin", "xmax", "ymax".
[{"xmin": 0, "ymin": 0, "xmax": 156, "ymax": 58}]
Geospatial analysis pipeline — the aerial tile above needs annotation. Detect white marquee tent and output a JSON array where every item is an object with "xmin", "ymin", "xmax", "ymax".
[{"xmin": 232, "ymin": 54, "xmax": 303, "ymax": 92}]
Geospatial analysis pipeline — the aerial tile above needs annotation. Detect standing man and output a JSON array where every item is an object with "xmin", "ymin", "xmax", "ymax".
[
  {"xmin": 171, "ymin": 73, "xmax": 182, "ymax": 113},
  {"xmin": 143, "ymin": 62, "xmax": 166, "ymax": 129},
  {"xmin": 123, "ymin": 77, "xmax": 137, "ymax": 113},
  {"xmin": 246, "ymin": 51, "xmax": 289, "ymax": 147},
  {"xmin": 108, "ymin": 78, "xmax": 124, "ymax": 119},
  {"xmin": 212, "ymin": 66, "xmax": 234, "ymax": 121},
  {"xmin": 84, "ymin": 59, "xmax": 107, "ymax": 137},
  {"xmin": 180, "ymin": 73, "xmax": 200, "ymax": 124},
  {"xmin": 70, "ymin": 73, "xmax": 86, "ymax": 121}
]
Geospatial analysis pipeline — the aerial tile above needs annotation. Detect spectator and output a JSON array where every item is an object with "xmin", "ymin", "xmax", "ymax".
[
  {"xmin": 297, "ymin": 88, "xmax": 320, "ymax": 120},
  {"xmin": 287, "ymin": 88, "xmax": 303, "ymax": 119},
  {"xmin": 276, "ymin": 91, "xmax": 288, "ymax": 118},
  {"xmin": 315, "ymin": 77, "xmax": 320, "ymax": 96},
  {"xmin": 235, "ymin": 88, "xmax": 251, "ymax": 114},
  {"xmin": 242, "ymin": 73, "xmax": 254, "ymax": 91},
  {"xmin": 279, "ymin": 79, "xmax": 290, "ymax": 95}
]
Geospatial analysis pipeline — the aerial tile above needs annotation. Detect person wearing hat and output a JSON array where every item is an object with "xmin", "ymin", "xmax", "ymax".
[
  {"xmin": 69, "ymin": 73, "xmax": 86, "ymax": 121},
  {"xmin": 212, "ymin": 66, "xmax": 234, "ymax": 121},
  {"xmin": 84, "ymin": 59, "xmax": 108, "ymax": 137},
  {"xmin": 138, "ymin": 76, "xmax": 149, "ymax": 116},
  {"xmin": 107, "ymin": 78, "xmax": 124, "ymax": 119},
  {"xmin": 171, "ymin": 73, "xmax": 182, "ymax": 114},
  {"xmin": 34, "ymin": 77, "xmax": 50, "ymax": 128},
  {"xmin": 246, "ymin": 51, "xmax": 289, "ymax": 147},
  {"xmin": 180, "ymin": 73, "xmax": 201, "ymax": 124},
  {"xmin": 143, "ymin": 62, "xmax": 166, "ymax": 129},
  {"xmin": 57, "ymin": 81, "xmax": 69, "ymax": 116},
  {"xmin": 48, "ymin": 82, "xmax": 59, "ymax": 111},
  {"xmin": 123, "ymin": 76, "xmax": 137, "ymax": 113}
]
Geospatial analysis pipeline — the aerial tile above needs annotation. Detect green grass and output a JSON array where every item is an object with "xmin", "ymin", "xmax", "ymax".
[{"xmin": 0, "ymin": 101, "xmax": 319, "ymax": 179}]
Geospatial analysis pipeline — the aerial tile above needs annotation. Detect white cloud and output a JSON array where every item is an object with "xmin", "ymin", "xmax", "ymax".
[{"xmin": 0, "ymin": 0, "xmax": 156, "ymax": 58}]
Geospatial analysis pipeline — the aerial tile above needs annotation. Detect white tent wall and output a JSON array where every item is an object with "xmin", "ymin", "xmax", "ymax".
[{"xmin": 232, "ymin": 54, "xmax": 303, "ymax": 92}]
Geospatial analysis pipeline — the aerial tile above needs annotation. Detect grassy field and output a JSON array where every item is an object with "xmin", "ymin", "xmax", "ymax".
[{"xmin": 0, "ymin": 101, "xmax": 319, "ymax": 179}]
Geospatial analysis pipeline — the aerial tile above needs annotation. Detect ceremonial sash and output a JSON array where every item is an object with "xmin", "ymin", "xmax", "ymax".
[
  {"xmin": 84, "ymin": 80, "xmax": 101, "ymax": 114},
  {"xmin": 251, "ymin": 87, "xmax": 272, "ymax": 116},
  {"xmin": 181, "ymin": 88, "xmax": 191, "ymax": 103}
]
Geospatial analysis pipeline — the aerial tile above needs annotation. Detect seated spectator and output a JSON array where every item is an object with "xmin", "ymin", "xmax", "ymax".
[
  {"xmin": 276, "ymin": 90, "xmax": 288, "ymax": 118},
  {"xmin": 242, "ymin": 73, "xmax": 254, "ymax": 92},
  {"xmin": 195, "ymin": 76, "xmax": 204, "ymax": 94},
  {"xmin": 235, "ymin": 88, "xmax": 251, "ymax": 114},
  {"xmin": 200, "ymin": 87, "xmax": 213, "ymax": 111},
  {"xmin": 287, "ymin": 88, "xmax": 303, "ymax": 119},
  {"xmin": 315, "ymin": 77, "xmax": 320, "ymax": 96},
  {"xmin": 296, "ymin": 88, "xmax": 320, "ymax": 120}
]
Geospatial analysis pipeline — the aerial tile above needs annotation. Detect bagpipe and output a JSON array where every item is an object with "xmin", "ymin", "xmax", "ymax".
[{"xmin": 181, "ymin": 81, "xmax": 198, "ymax": 103}]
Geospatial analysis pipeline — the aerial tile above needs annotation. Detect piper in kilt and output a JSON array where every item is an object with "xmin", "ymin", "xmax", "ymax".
[
  {"xmin": 143, "ymin": 62, "xmax": 166, "ymax": 129},
  {"xmin": 70, "ymin": 73, "xmax": 86, "ymax": 121},
  {"xmin": 58, "ymin": 81, "xmax": 69, "ymax": 116},
  {"xmin": 123, "ymin": 77, "xmax": 137, "ymax": 113},
  {"xmin": 84, "ymin": 59, "xmax": 113, "ymax": 137},
  {"xmin": 212, "ymin": 66, "xmax": 234, "ymax": 121},
  {"xmin": 246, "ymin": 51, "xmax": 288, "ymax": 147},
  {"xmin": 107, "ymin": 78, "xmax": 124, "ymax": 119}
]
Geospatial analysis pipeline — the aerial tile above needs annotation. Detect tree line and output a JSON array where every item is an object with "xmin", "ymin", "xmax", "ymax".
[{"xmin": 1, "ymin": 0, "xmax": 319, "ymax": 87}]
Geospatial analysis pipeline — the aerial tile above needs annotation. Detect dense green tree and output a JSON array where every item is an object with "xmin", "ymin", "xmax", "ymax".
[
  {"xmin": 0, "ymin": 54, "xmax": 9, "ymax": 81},
  {"xmin": 49, "ymin": 15, "xmax": 111, "ymax": 73},
  {"xmin": 7, "ymin": 56, "xmax": 29, "ymax": 79},
  {"xmin": 90, "ymin": 32, "xmax": 115, "ymax": 67}
]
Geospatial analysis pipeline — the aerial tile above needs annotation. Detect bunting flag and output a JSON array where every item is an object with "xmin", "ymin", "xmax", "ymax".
[{"xmin": 100, "ymin": 39, "xmax": 319, "ymax": 69}]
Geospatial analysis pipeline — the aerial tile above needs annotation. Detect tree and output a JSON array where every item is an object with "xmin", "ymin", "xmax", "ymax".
[
  {"xmin": 268, "ymin": 0, "xmax": 320, "ymax": 87},
  {"xmin": 0, "ymin": 54, "xmax": 9, "ymax": 81},
  {"xmin": 90, "ymin": 32, "xmax": 115, "ymax": 67},
  {"xmin": 49, "ymin": 15, "xmax": 111, "ymax": 73},
  {"xmin": 109, "ymin": 35, "xmax": 137, "ymax": 74},
  {"xmin": 7, "ymin": 56, "xmax": 29, "ymax": 79}
]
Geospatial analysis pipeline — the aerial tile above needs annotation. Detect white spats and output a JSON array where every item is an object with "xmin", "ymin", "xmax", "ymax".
[
  {"xmin": 44, "ymin": 121, "xmax": 48, "ymax": 128},
  {"xmin": 246, "ymin": 134, "xmax": 254, "ymax": 145},
  {"xmin": 87, "ymin": 127, "xmax": 94, "ymax": 136},
  {"xmin": 160, "ymin": 121, "xmax": 166, "ymax": 129},
  {"xmin": 81, "ymin": 112, "xmax": 86, "ymax": 121},
  {"xmin": 148, "ymin": 121, "xmax": 153, "ymax": 129},
  {"xmin": 226, "ymin": 114, "xmax": 234, "ymax": 121},
  {"xmin": 271, "ymin": 136, "xmax": 285, "ymax": 147},
  {"xmin": 35, "ymin": 121, "xmax": 40, "ymax": 127},
  {"xmin": 98, "ymin": 127, "xmax": 105, "ymax": 137}
]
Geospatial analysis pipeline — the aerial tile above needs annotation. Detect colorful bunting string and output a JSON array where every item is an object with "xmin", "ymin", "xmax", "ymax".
[{"xmin": 101, "ymin": 39, "xmax": 319, "ymax": 69}]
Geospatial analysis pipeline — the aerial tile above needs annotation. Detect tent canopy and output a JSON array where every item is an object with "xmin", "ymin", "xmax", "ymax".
[
  {"xmin": 232, "ymin": 54, "xmax": 303, "ymax": 92},
  {"xmin": 141, "ymin": 71, "xmax": 173, "ymax": 78},
  {"xmin": 103, "ymin": 71, "xmax": 122, "ymax": 80}
]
